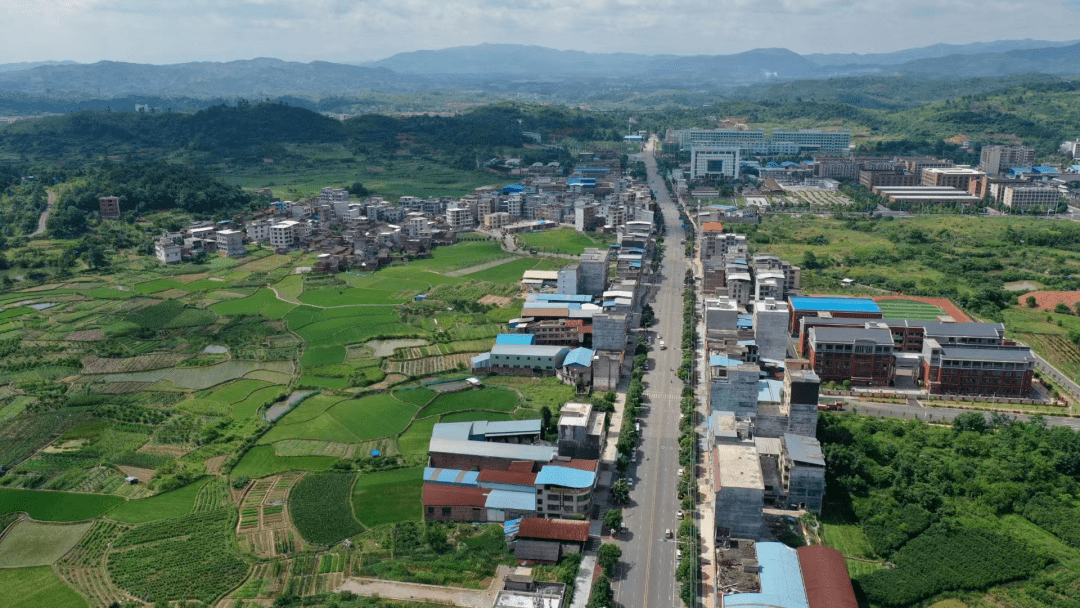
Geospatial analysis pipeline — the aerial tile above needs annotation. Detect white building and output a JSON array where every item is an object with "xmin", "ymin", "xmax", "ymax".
[
  {"xmin": 216, "ymin": 229, "xmax": 245, "ymax": 257},
  {"xmin": 753, "ymin": 298, "xmax": 790, "ymax": 363},
  {"xmin": 690, "ymin": 146, "xmax": 741, "ymax": 180},
  {"xmin": 1003, "ymin": 184, "xmax": 1063, "ymax": 209},
  {"xmin": 270, "ymin": 220, "xmax": 301, "ymax": 250},
  {"xmin": 246, "ymin": 219, "xmax": 272, "ymax": 242},
  {"xmin": 154, "ymin": 238, "xmax": 181, "ymax": 264},
  {"xmin": 446, "ymin": 205, "xmax": 475, "ymax": 231}
]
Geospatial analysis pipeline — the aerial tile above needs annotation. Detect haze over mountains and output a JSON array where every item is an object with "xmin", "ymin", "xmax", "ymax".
[{"xmin": 0, "ymin": 38, "xmax": 1078, "ymax": 105}]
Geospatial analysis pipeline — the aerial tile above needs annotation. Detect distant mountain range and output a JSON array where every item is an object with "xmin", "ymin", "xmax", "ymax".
[{"xmin": 0, "ymin": 39, "xmax": 1078, "ymax": 103}]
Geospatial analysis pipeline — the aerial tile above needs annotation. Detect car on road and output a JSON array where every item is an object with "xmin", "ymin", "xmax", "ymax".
[
  {"xmin": 677, "ymin": 468, "xmax": 684, "ymax": 477},
  {"xmin": 665, "ymin": 528, "xmax": 673, "ymax": 538},
  {"xmin": 677, "ymin": 511, "xmax": 684, "ymax": 520}
]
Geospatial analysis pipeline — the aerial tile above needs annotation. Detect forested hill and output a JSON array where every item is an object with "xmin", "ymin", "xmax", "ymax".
[{"xmin": 0, "ymin": 102, "xmax": 625, "ymax": 162}]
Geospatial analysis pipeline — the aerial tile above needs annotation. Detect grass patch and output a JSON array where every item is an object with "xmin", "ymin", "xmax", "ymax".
[
  {"xmin": 300, "ymin": 346, "xmax": 347, "ymax": 367},
  {"xmin": 133, "ymin": 279, "xmax": 183, "ymax": 294},
  {"xmin": 441, "ymin": 411, "xmax": 513, "ymax": 422},
  {"xmin": 272, "ymin": 394, "xmax": 346, "ymax": 425},
  {"xmin": 107, "ymin": 477, "xmax": 210, "ymax": 524},
  {"xmin": 230, "ymin": 445, "xmax": 337, "ymax": 478},
  {"xmin": 0, "ymin": 567, "xmax": 87, "ymax": 608},
  {"xmin": 206, "ymin": 379, "xmax": 273, "ymax": 404},
  {"xmin": 0, "ymin": 488, "xmax": 124, "ymax": 522},
  {"xmin": 327, "ymin": 395, "xmax": 417, "ymax": 441},
  {"xmin": 393, "ymin": 387, "xmax": 437, "ymax": 407},
  {"xmin": 516, "ymin": 228, "xmax": 609, "ymax": 255},
  {"xmin": 0, "ymin": 520, "xmax": 94, "ymax": 567},
  {"xmin": 210, "ymin": 287, "xmax": 297, "ymax": 319},
  {"xmin": 419, "ymin": 388, "xmax": 519, "ymax": 418},
  {"xmin": 297, "ymin": 375, "xmax": 350, "ymax": 390},
  {"xmin": 351, "ymin": 467, "xmax": 424, "ymax": 528},
  {"xmin": 875, "ymin": 298, "xmax": 946, "ymax": 320},
  {"xmin": 232, "ymin": 385, "xmax": 288, "ymax": 419},
  {"xmin": 407, "ymin": 241, "xmax": 514, "ymax": 273},
  {"xmin": 398, "ymin": 418, "xmax": 438, "ymax": 456}
]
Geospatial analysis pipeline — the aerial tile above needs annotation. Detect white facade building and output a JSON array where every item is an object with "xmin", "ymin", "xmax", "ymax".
[
  {"xmin": 154, "ymin": 238, "xmax": 181, "ymax": 264},
  {"xmin": 270, "ymin": 220, "xmax": 300, "ymax": 249},
  {"xmin": 690, "ymin": 147, "xmax": 740, "ymax": 180}
]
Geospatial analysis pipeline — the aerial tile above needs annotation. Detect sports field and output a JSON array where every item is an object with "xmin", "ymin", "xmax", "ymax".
[{"xmin": 874, "ymin": 298, "xmax": 946, "ymax": 320}]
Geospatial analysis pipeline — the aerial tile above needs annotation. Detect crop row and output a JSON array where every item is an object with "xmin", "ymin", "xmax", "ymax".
[{"xmin": 59, "ymin": 519, "xmax": 127, "ymax": 568}]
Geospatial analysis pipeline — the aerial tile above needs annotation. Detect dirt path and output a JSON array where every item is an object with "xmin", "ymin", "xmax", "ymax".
[
  {"xmin": 337, "ymin": 565, "xmax": 511, "ymax": 608},
  {"xmin": 444, "ymin": 256, "xmax": 519, "ymax": 277},
  {"xmin": 31, "ymin": 189, "xmax": 56, "ymax": 237}
]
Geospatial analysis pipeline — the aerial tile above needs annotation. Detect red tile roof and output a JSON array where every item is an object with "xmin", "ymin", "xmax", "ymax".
[
  {"xmin": 518, "ymin": 518, "xmax": 590, "ymax": 543},
  {"xmin": 422, "ymin": 484, "xmax": 489, "ymax": 507},
  {"xmin": 477, "ymin": 468, "xmax": 537, "ymax": 487},
  {"xmin": 509, "ymin": 461, "xmax": 536, "ymax": 472},
  {"xmin": 579, "ymin": 325, "xmax": 593, "ymax": 334},
  {"xmin": 559, "ymin": 459, "xmax": 599, "ymax": 472},
  {"xmin": 797, "ymin": 546, "xmax": 858, "ymax": 608},
  {"xmin": 702, "ymin": 222, "xmax": 724, "ymax": 232},
  {"xmin": 523, "ymin": 308, "xmax": 569, "ymax": 318},
  {"xmin": 564, "ymin": 319, "xmax": 585, "ymax": 328}
]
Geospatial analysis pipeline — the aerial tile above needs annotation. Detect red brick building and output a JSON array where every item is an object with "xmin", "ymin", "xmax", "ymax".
[
  {"xmin": 922, "ymin": 340, "xmax": 1035, "ymax": 397},
  {"xmin": 423, "ymin": 485, "xmax": 489, "ymax": 522},
  {"xmin": 807, "ymin": 327, "xmax": 894, "ymax": 385}
]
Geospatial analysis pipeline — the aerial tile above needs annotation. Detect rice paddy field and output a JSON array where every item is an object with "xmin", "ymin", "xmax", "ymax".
[{"xmin": 0, "ymin": 234, "xmax": 568, "ymax": 605}]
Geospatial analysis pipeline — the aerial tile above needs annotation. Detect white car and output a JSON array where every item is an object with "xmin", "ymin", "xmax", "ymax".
[{"xmin": 677, "ymin": 468, "xmax": 684, "ymax": 477}]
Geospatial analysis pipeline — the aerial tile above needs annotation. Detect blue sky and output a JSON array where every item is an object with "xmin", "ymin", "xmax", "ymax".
[{"xmin": 3, "ymin": 0, "xmax": 1079, "ymax": 64}]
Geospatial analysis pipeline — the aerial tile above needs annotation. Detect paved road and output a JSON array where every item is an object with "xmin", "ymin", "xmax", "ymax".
[
  {"xmin": 613, "ymin": 152, "xmax": 687, "ymax": 608},
  {"xmin": 30, "ymin": 189, "xmax": 56, "ymax": 237}
]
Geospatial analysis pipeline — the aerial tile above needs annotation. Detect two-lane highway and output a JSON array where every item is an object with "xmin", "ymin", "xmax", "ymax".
[{"xmin": 614, "ymin": 152, "xmax": 690, "ymax": 608}]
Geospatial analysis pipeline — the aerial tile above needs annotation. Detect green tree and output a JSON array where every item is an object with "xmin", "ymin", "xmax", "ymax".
[
  {"xmin": 603, "ymin": 509, "xmax": 623, "ymax": 533},
  {"xmin": 1027, "ymin": 295, "xmax": 1038, "ymax": 308},
  {"xmin": 611, "ymin": 479, "xmax": 630, "ymax": 505},
  {"xmin": 597, "ymin": 543, "xmax": 622, "ymax": 577},
  {"xmin": 586, "ymin": 574, "xmax": 614, "ymax": 608},
  {"xmin": 1056, "ymin": 302, "xmax": 1072, "ymax": 315}
]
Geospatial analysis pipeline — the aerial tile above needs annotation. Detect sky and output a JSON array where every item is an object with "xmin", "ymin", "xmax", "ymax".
[{"xmin": 4, "ymin": 0, "xmax": 1080, "ymax": 64}]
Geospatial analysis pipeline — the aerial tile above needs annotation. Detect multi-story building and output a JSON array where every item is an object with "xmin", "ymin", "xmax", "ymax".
[
  {"xmin": 578, "ymin": 248, "xmax": 609, "ymax": 296},
  {"xmin": 813, "ymin": 157, "xmax": 860, "ymax": 181},
  {"xmin": 446, "ymin": 205, "xmax": 474, "ymax": 231},
  {"xmin": 534, "ymin": 460, "xmax": 598, "ymax": 520},
  {"xmin": 713, "ymin": 443, "xmax": 764, "ymax": 539},
  {"xmin": 1002, "ymin": 184, "xmax": 1062, "ymax": 209},
  {"xmin": 246, "ymin": 219, "xmax": 273, "ymax": 242},
  {"xmin": 788, "ymin": 296, "xmax": 883, "ymax": 335},
  {"xmin": 215, "ymin": 229, "xmax": 245, "ymax": 257},
  {"xmin": 807, "ymin": 326, "xmax": 895, "ymax": 385},
  {"xmin": 676, "ymin": 128, "xmax": 766, "ymax": 148},
  {"xmin": 556, "ymin": 265, "xmax": 579, "ymax": 295},
  {"xmin": 980, "ymin": 145, "xmax": 1036, "ymax": 176},
  {"xmin": 574, "ymin": 205, "xmax": 600, "ymax": 232},
  {"xmin": 269, "ymin": 220, "xmax": 301, "ymax": 250},
  {"xmin": 752, "ymin": 255, "xmax": 800, "ymax": 296},
  {"xmin": 922, "ymin": 339, "xmax": 1035, "ymax": 397},
  {"xmin": 99, "ymin": 196, "xmax": 121, "ymax": 220},
  {"xmin": 154, "ymin": 237, "xmax": 181, "ymax": 264},
  {"xmin": 770, "ymin": 129, "xmax": 851, "ymax": 152},
  {"xmin": 753, "ymin": 299, "xmax": 789, "ymax": 362},
  {"xmin": 781, "ymin": 434, "xmax": 826, "ymax": 513},
  {"xmin": 920, "ymin": 166, "xmax": 986, "ymax": 190},
  {"xmin": 690, "ymin": 146, "xmax": 740, "ymax": 180},
  {"xmin": 484, "ymin": 212, "xmax": 512, "ymax": 230},
  {"xmin": 858, "ymin": 170, "xmax": 919, "ymax": 189},
  {"xmin": 701, "ymin": 227, "xmax": 747, "ymax": 261},
  {"xmin": 872, "ymin": 186, "xmax": 981, "ymax": 207},
  {"xmin": 557, "ymin": 402, "xmax": 605, "ymax": 460},
  {"xmin": 318, "ymin": 187, "xmax": 350, "ymax": 207},
  {"xmin": 591, "ymin": 313, "xmax": 627, "ymax": 352},
  {"xmin": 709, "ymin": 357, "xmax": 760, "ymax": 417}
]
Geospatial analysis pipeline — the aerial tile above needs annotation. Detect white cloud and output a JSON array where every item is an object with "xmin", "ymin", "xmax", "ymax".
[{"xmin": 0, "ymin": 0, "xmax": 1076, "ymax": 63}]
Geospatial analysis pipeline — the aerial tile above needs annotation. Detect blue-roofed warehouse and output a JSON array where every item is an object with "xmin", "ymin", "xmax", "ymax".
[
  {"xmin": 496, "ymin": 334, "xmax": 535, "ymax": 346},
  {"xmin": 787, "ymin": 296, "xmax": 882, "ymax": 334}
]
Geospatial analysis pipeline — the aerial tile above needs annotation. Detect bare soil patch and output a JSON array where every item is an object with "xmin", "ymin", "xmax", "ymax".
[
  {"xmin": 478, "ymin": 295, "xmax": 513, "ymax": 307},
  {"xmin": 118, "ymin": 465, "xmax": 156, "ymax": 483},
  {"xmin": 1019, "ymin": 290, "xmax": 1080, "ymax": 312}
]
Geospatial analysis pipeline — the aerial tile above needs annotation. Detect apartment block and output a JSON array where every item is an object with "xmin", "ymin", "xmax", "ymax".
[
  {"xmin": 781, "ymin": 434, "xmax": 825, "ymax": 513},
  {"xmin": 714, "ymin": 444, "xmax": 765, "ymax": 539},
  {"xmin": 578, "ymin": 248, "xmax": 609, "ymax": 296},
  {"xmin": 246, "ymin": 219, "xmax": 272, "ymax": 242},
  {"xmin": 269, "ymin": 220, "xmax": 301, "ymax": 249},
  {"xmin": 591, "ymin": 313, "xmax": 627, "ymax": 352},
  {"xmin": 1002, "ymin": 184, "xmax": 1062, "ymax": 209},
  {"xmin": 446, "ymin": 205, "xmax": 474, "ymax": 231},
  {"xmin": 980, "ymin": 145, "xmax": 1036, "ymax": 176},
  {"xmin": 753, "ymin": 298, "xmax": 789, "ymax": 362},
  {"xmin": 920, "ymin": 166, "xmax": 986, "ymax": 190},
  {"xmin": 154, "ymin": 237, "xmax": 181, "ymax": 264},
  {"xmin": 557, "ymin": 402, "xmax": 605, "ymax": 460}
]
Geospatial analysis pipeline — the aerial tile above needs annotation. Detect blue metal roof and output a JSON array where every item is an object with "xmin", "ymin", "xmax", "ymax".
[
  {"xmin": 496, "ymin": 334, "xmax": 535, "ymax": 346},
  {"xmin": 485, "ymin": 489, "xmax": 537, "ymax": 511},
  {"xmin": 563, "ymin": 347, "xmax": 595, "ymax": 367},
  {"xmin": 532, "ymin": 294, "xmax": 593, "ymax": 303},
  {"xmin": 788, "ymin": 296, "xmax": 880, "ymax": 314},
  {"xmin": 710, "ymin": 354, "xmax": 743, "ymax": 367},
  {"xmin": 737, "ymin": 314, "xmax": 754, "ymax": 329},
  {"xmin": 1033, "ymin": 166, "xmax": 1060, "ymax": 174},
  {"xmin": 535, "ymin": 465, "xmax": 596, "ymax": 489},
  {"xmin": 424, "ymin": 467, "xmax": 480, "ymax": 486},
  {"xmin": 722, "ymin": 543, "xmax": 808, "ymax": 608},
  {"xmin": 758, "ymin": 379, "xmax": 784, "ymax": 403}
]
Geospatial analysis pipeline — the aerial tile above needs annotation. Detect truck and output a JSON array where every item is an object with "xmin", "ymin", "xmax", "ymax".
[
  {"xmin": 659, "ymin": 340, "xmax": 666, "ymax": 350},
  {"xmin": 817, "ymin": 400, "xmax": 845, "ymax": 411}
]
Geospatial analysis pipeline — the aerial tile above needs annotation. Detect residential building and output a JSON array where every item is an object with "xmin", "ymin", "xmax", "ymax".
[
  {"xmin": 423, "ymin": 484, "xmax": 489, "ymax": 522},
  {"xmin": 215, "ymin": 229, "xmax": 245, "ymax": 257},
  {"xmin": 980, "ymin": 145, "xmax": 1036, "ymax": 176},
  {"xmin": 690, "ymin": 146, "xmax": 741, "ymax": 180},
  {"xmin": 578, "ymin": 248, "xmax": 609, "ymax": 296},
  {"xmin": 534, "ymin": 461, "xmax": 597, "ymax": 520},
  {"xmin": 753, "ymin": 299, "xmax": 789, "ymax": 362},
  {"xmin": 99, "ymin": 196, "xmax": 121, "ymax": 219},
  {"xmin": 154, "ymin": 237, "xmax": 181, "ymax": 264},
  {"xmin": 556, "ymin": 347, "xmax": 595, "ymax": 388},
  {"xmin": 591, "ymin": 313, "xmax": 628, "ymax": 352},
  {"xmin": 269, "ymin": 220, "xmax": 301, "ymax": 249},
  {"xmin": 318, "ymin": 187, "xmax": 350, "ymax": 206},
  {"xmin": 557, "ymin": 264, "xmax": 579, "ymax": 295},
  {"xmin": 807, "ymin": 326, "xmax": 895, "ymax": 385},
  {"xmin": 709, "ymin": 357, "xmax": 760, "ymax": 418},
  {"xmin": 714, "ymin": 444, "xmax": 765, "ymax": 539},
  {"xmin": 446, "ymin": 205, "xmax": 474, "ymax": 231},
  {"xmin": 781, "ymin": 434, "xmax": 826, "ymax": 512},
  {"xmin": 484, "ymin": 212, "xmax": 512, "ymax": 230},
  {"xmin": 557, "ymin": 402, "xmax": 605, "ymax": 460},
  {"xmin": 246, "ymin": 219, "xmax": 272, "ymax": 242}
]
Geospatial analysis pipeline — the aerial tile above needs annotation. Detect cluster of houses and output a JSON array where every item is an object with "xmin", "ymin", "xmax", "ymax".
[
  {"xmin": 146, "ymin": 147, "xmax": 656, "ymax": 272},
  {"xmin": 422, "ymin": 401, "xmax": 606, "ymax": 564}
]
